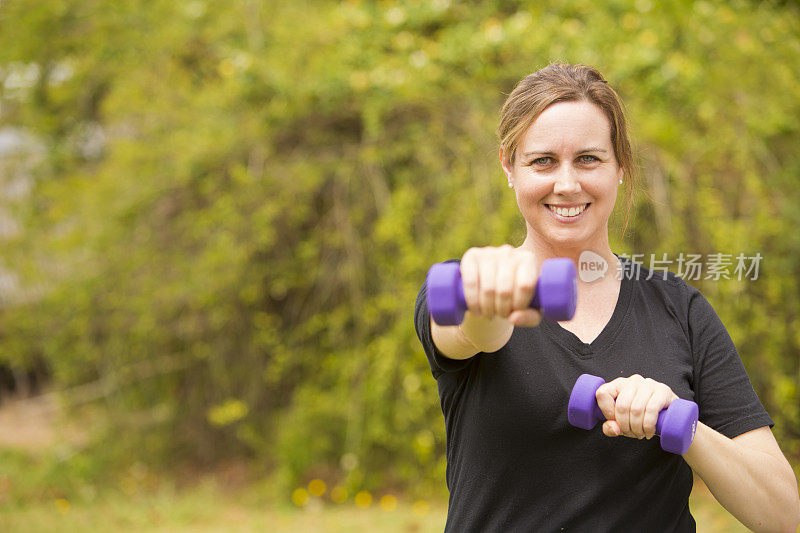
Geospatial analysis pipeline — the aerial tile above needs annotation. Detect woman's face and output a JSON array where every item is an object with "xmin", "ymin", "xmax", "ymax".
[{"xmin": 502, "ymin": 100, "xmax": 622, "ymax": 250}]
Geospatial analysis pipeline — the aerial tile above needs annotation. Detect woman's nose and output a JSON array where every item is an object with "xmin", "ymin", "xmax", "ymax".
[{"xmin": 553, "ymin": 166, "xmax": 582, "ymax": 196}]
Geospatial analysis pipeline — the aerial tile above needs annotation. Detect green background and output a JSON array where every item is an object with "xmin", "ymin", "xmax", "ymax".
[{"xmin": 0, "ymin": 0, "xmax": 797, "ymax": 528}]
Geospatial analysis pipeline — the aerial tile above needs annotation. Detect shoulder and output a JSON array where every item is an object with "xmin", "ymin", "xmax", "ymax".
[
  {"xmin": 619, "ymin": 254, "xmax": 730, "ymax": 336},
  {"xmin": 619, "ymin": 255, "xmax": 692, "ymax": 299},
  {"xmin": 618, "ymin": 255, "xmax": 705, "ymax": 334}
]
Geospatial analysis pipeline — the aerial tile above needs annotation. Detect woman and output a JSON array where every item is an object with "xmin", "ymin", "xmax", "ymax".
[{"xmin": 414, "ymin": 63, "xmax": 800, "ymax": 531}]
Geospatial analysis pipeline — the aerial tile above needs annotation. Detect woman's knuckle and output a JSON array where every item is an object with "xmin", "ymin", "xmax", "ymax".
[{"xmin": 517, "ymin": 280, "xmax": 535, "ymax": 293}]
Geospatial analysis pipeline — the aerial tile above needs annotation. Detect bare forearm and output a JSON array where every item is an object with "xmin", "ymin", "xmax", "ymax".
[
  {"xmin": 431, "ymin": 311, "xmax": 513, "ymax": 359},
  {"xmin": 683, "ymin": 423, "xmax": 800, "ymax": 532}
]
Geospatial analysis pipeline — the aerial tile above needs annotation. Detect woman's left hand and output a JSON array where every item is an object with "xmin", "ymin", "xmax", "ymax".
[{"xmin": 595, "ymin": 374, "xmax": 679, "ymax": 440}]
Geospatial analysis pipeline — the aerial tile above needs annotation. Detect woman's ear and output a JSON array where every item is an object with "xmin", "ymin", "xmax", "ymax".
[{"xmin": 499, "ymin": 146, "xmax": 513, "ymax": 180}]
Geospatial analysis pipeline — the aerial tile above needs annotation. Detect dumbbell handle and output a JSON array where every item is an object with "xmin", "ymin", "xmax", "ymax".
[
  {"xmin": 448, "ymin": 269, "xmax": 546, "ymax": 312},
  {"xmin": 583, "ymin": 399, "xmax": 673, "ymax": 437}
]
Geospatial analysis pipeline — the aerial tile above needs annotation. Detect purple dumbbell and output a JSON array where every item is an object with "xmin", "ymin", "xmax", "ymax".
[
  {"xmin": 568, "ymin": 374, "xmax": 699, "ymax": 455},
  {"xmin": 426, "ymin": 258, "xmax": 577, "ymax": 326}
]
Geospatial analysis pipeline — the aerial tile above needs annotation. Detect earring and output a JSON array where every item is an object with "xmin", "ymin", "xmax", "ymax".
[
  {"xmin": 619, "ymin": 179, "xmax": 623, "ymax": 185},
  {"xmin": 508, "ymin": 182, "xmax": 514, "ymax": 189}
]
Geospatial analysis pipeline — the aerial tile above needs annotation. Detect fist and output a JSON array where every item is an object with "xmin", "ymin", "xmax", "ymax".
[
  {"xmin": 460, "ymin": 245, "xmax": 542, "ymax": 327},
  {"xmin": 595, "ymin": 374, "xmax": 679, "ymax": 440}
]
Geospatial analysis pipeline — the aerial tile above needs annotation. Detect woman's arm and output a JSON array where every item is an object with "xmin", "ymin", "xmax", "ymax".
[
  {"xmin": 675, "ymin": 285, "xmax": 799, "ymax": 529},
  {"xmin": 683, "ymin": 424, "xmax": 800, "ymax": 533},
  {"xmin": 431, "ymin": 310, "xmax": 514, "ymax": 359},
  {"xmin": 597, "ymin": 376, "xmax": 800, "ymax": 532}
]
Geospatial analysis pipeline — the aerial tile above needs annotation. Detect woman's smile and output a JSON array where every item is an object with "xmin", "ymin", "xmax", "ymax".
[{"xmin": 545, "ymin": 202, "xmax": 591, "ymax": 222}]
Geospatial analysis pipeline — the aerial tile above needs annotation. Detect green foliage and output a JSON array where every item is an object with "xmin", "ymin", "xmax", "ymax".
[{"xmin": 0, "ymin": 0, "xmax": 798, "ymax": 495}]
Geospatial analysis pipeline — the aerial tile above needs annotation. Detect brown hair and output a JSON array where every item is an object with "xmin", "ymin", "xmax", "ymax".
[{"xmin": 498, "ymin": 62, "xmax": 637, "ymax": 236}]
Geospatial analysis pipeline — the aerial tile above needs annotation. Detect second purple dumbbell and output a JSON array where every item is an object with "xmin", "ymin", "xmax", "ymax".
[
  {"xmin": 426, "ymin": 258, "xmax": 577, "ymax": 326},
  {"xmin": 568, "ymin": 374, "xmax": 699, "ymax": 455}
]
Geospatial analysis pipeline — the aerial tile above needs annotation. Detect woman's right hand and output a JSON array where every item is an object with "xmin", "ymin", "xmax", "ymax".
[{"xmin": 460, "ymin": 245, "xmax": 543, "ymax": 328}]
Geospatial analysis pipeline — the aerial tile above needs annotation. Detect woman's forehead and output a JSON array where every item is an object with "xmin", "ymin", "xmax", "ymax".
[{"xmin": 520, "ymin": 101, "xmax": 612, "ymax": 152}]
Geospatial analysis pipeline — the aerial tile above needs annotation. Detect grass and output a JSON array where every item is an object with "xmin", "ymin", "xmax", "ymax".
[
  {"xmin": 0, "ymin": 472, "xmax": 749, "ymax": 532},
  {"xmin": 0, "ymin": 397, "xmax": 754, "ymax": 532},
  {"xmin": 0, "ymin": 479, "xmax": 446, "ymax": 533}
]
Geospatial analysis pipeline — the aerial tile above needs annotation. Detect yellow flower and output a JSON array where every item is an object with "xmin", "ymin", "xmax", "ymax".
[
  {"xmin": 292, "ymin": 488, "xmax": 310, "ymax": 507},
  {"xmin": 55, "ymin": 498, "xmax": 70, "ymax": 514},
  {"xmin": 308, "ymin": 478, "xmax": 326, "ymax": 497},
  {"xmin": 412, "ymin": 500, "xmax": 430, "ymax": 516},
  {"xmin": 330, "ymin": 486, "xmax": 348, "ymax": 503},
  {"xmin": 379, "ymin": 494, "xmax": 398, "ymax": 511},
  {"xmin": 354, "ymin": 490, "xmax": 372, "ymax": 508}
]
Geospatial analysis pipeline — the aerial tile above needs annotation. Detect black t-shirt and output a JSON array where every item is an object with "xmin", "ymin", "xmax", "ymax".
[{"xmin": 414, "ymin": 257, "xmax": 773, "ymax": 532}]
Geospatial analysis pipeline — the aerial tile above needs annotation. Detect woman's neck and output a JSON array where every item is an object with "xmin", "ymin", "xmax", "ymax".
[
  {"xmin": 517, "ymin": 228, "xmax": 622, "ymax": 288},
  {"xmin": 518, "ymin": 231, "xmax": 616, "ymax": 267}
]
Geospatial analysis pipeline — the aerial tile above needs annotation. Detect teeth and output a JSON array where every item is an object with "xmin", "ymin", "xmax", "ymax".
[{"xmin": 549, "ymin": 204, "xmax": 587, "ymax": 217}]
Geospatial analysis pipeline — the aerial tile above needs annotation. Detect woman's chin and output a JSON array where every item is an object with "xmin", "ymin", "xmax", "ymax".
[
  {"xmin": 547, "ymin": 234, "xmax": 588, "ymax": 249},
  {"xmin": 531, "ymin": 223, "xmax": 594, "ymax": 249}
]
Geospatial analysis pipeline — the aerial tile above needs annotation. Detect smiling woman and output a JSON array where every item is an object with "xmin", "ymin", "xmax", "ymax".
[
  {"xmin": 414, "ymin": 62, "xmax": 800, "ymax": 532},
  {"xmin": 502, "ymin": 100, "xmax": 622, "ymax": 251},
  {"xmin": 499, "ymin": 63, "xmax": 636, "ymax": 236}
]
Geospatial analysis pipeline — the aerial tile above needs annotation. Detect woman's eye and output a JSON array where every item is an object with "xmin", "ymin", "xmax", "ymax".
[
  {"xmin": 578, "ymin": 155, "xmax": 600, "ymax": 163},
  {"xmin": 530, "ymin": 157, "xmax": 553, "ymax": 166}
]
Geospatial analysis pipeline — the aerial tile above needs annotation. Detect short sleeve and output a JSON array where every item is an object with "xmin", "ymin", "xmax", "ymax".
[
  {"xmin": 687, "ymin": 285, "xmax": 774, "ymax": 439},
  {"xmin": 414, "ymin": 272, "xmax": 476, "ymax": 380}
]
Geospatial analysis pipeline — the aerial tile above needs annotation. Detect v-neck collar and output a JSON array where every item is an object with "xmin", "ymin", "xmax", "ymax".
[{"xmin": 539, "ymin": 255, "xmax": 634, "ymax": 359}]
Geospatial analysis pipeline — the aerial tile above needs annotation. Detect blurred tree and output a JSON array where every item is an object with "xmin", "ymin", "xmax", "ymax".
[{"xmin": 0, "ymin": 0, "xmax": 797, "ymax": 496}]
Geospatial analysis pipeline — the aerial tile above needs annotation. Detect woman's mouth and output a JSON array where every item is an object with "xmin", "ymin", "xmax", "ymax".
[{"xmin": 545, "ymin": 203, "xmax": 590, "ymax": 222}]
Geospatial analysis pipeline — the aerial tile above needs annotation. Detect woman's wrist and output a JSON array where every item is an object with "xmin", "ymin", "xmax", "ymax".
[{"xmin": 460, "ymin": 311, "xmax": 514, "ymax": 353}]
